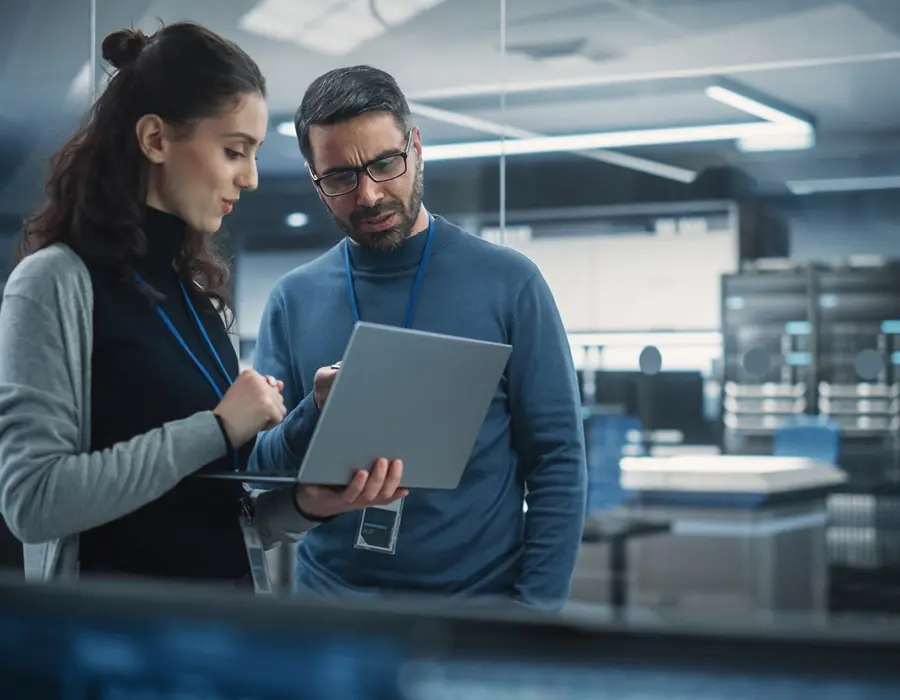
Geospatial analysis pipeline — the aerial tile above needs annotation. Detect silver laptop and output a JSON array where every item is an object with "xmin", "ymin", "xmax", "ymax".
[{"xmin": 201, "ymin": 322, "xmax": 512, "ymax": 490}]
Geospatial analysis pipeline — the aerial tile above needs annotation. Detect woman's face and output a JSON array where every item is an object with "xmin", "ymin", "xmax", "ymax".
[{"xmin": 144, "ymin": 91, "xmax": 268, "ymax": 233}]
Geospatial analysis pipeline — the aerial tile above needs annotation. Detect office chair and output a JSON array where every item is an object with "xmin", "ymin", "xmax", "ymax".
[{"xmin": 773, "ymin": 416, "xmax": 840, "ymax": 465}]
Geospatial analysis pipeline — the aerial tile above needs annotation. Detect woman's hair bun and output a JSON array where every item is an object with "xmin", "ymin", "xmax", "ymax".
[{"xmin": 101, "ymin": 28, "xmax": 149, "ymax": 69}]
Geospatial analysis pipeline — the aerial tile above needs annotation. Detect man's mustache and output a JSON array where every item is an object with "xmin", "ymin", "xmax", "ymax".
[{"xmin": 350, "ymin": 202, "xmax": 402, "ymax": 226}]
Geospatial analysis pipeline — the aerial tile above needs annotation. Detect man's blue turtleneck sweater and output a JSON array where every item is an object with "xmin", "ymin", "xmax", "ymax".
[{"xmin": 249, "ymin": 213, "xmax": 586, "ymax": 611}]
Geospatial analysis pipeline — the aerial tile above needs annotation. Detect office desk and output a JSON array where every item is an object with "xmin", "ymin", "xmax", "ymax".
[
  {"xmin": 619, "ymin": 455, "xmax": 846, "ymax": 614},
  {"xmin": 575, "ymin": 513, "xmax": 671, "ymax": 614}
]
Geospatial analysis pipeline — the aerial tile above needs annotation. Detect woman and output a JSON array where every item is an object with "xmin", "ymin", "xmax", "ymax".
[{"xmin": 0, "ymin": 22, "xmax": 398, "ymax": 586}]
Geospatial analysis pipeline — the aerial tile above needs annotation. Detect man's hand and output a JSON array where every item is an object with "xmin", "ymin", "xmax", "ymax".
[
  {"xmin": 313, "ymin": 362, "xmax": 341, "ymax": 410},
  {"xmin": 295, "ymin": 458, "xmax": 407, "ymax": 519}
]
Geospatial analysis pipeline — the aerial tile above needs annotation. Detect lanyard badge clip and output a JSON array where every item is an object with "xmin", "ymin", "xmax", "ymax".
[{"xmin": 239, "ymin": 499, "xmax": 274, "ymax": 595}]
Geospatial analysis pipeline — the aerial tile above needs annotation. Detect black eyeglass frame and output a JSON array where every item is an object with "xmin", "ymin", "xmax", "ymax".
[{"xmin": 307, "ymin": 130, "xmax": 414, "ymax": 197}]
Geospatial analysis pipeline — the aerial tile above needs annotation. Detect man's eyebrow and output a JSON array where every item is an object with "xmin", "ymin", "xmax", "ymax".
[
  {"xmin": 319, "ymin": 146, "xmax": 403, "ymax": 176},
  {"xmin": 223, "ymin": 131, "xmax": 261, "ymax": 146}
]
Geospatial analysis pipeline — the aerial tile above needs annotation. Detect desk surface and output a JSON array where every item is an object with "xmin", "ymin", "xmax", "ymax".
[
  {"xmin": 582, "ymin": 513, "xmax": 671, "ymax": 543},
  {"xmin": 622, "ymin": 455, "xmax": 847, "ymax": 494}
]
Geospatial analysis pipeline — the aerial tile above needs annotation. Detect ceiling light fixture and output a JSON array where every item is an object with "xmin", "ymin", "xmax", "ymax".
[
  {"xmin": 735, "ymin": 131, "xmax": 815, "ymax": 153},
  {"xmin": 704, "ymin": 85, "xmax": 814, "ymax": 153},
  {"xmin": 704, "ymin": 86, "xmax": 806, "ymax": 129},
  {"xmin": 277, "ymin": 121, "xmax": 297, "ymax": 138},
  {"xmin": 278, "ymin": 84, "xmax": 814, "ymax": 163},
  {"xmin": 418, "ymin": 83, "xmax": 814, "ymax": 161},
  {"xmin": 285, "ymin": 212, "xmax": 309, "ymax": 228},
  {"xmin": 407, "ymin": 101, "xmax": 697, "ymax": 183},
  {"xmin": 276, "ymin": 116, "xmax": 699, "ymax": 183},
  {"xmin": 421, "ymin": 121, "xmax": 810, "ymax": 162},
  {"xmin": 787, "ymin": 175, "xmax": 900, "ymax": 195}
]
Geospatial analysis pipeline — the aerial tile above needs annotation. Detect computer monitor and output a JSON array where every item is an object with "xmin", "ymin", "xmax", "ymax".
[
  {"xmin": 1, "ymin": 575, "xmax": 899, "ymax": 699},
  {"xmin": 592, "ymin": 370, "xmax": 712, "ymax": 445}
]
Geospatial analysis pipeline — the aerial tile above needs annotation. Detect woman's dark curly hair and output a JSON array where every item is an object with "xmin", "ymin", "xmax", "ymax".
[{"xmin": 13, "ymin": 21, "xmax": 266, "ymax": 317}]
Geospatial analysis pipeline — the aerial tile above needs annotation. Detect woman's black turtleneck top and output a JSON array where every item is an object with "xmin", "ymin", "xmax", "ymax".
[{"xmin": 78, "ymin": 207, "xmax": 252, "ymax": 582}]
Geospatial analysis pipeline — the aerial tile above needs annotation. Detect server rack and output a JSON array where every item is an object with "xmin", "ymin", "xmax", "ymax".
[
  {"xmin": 816, "ymin": 265, "xmax": 900, "ymax": 611},
  {"xmin": 721, "ymin": 267, "xmax": 816, "ymax": 456},
  {"xmin": 721, "ymin": 263, "xmax": 900, "ymax": 613},
  {"xmin": 816, "ymin": 266, "xmax": 900, "ymax": 485}
]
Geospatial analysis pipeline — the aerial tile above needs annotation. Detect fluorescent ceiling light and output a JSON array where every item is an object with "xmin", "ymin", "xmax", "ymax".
[
  {"xmin": 239, "ymin": 0, "xmax": 448, "ymax": 56},
  {"xmin": 421, "ymin": 121, "xmax": 807, "ymax": 162},
  {"xmin": 705, "ymin": 85, "xmax": 814, "ymax": 153},
  {"xmin": 419, "ymin": 83, "xmax": 813, "ymax": 162},
  {"xmin": 408, "ymin": 101, "xmax": 697, "ymax": 183},
  {"xmin": 704, "ymin": 86, "xmax": 807, "ymax": 129},
  {"xmin": 285, "ymin": 212, "xmax": 309, "ymax": 228},
  {"xmin": 279, "ymin": 84, "xmax": 813, "ymax": 164},
  {"xmin": 736, "ymin": 131, "xmax": 815, "ymax": 152},
  {"xmin": 787, "ymin": 175, "xmax": 900, "ymax": 195},
  {"xmin": 277, "ymin": 113, "xmax": 713, "ymax": 174}
]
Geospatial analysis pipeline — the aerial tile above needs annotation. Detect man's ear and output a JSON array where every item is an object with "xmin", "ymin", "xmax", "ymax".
[
  {"xmin": 305, "ymin": 162, "xmax": 327, "ymax": 206},
  {"xmin": 135, "ymin": 114, "xmax": 168, "ymax": 164},
  {"xmin": 411, "ymin": 126, "xmax": 422, "ymax": 163}
]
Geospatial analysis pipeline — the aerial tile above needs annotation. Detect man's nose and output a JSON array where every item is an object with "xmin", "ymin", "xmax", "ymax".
[{"xmin": 355, "ymin": 173, "xmax": 381, "ymax": 208}]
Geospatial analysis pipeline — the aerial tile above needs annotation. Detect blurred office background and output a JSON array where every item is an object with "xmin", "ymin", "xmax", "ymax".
[{"xmin": 4, "ymin": 0, "xmax": 900, "ymax": 696}]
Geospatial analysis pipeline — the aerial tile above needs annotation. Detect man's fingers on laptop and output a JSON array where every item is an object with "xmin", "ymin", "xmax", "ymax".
[
  {"xmin": 360, "ymin": 458, "xmax": 390, "ymax": 501},
  {"xmin": 382, "ymin": 488, "xmax": 408, "ymax": 505},
  {"xmin": 377, "ymin": 459, "xmax": 403, "ymax": 501},
  {"xmin": 342, "ymin": 468, "xmax": 371, "ymax": 504},
  {"xmin": 295, "ymin": 459, "xmax": 405, "ymax": 518}
]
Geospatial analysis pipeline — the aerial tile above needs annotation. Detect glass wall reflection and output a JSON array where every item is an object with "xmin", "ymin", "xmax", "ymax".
[
  {"xmin": 85, "ymin": 0, "xmax": 507, "ymax": 355},
  {"xmin": 0, "ymin": 2, "xmax": 507, "ymax": 576},
  {"xmin": 495, "ymin": 0, "xmax": 900, "ymax": 621},
  {"xmin": 0, "ymin": 0, "xmax": 98, "ymax": 571},
  {"xmin": 2, "ymin": 0, "xmax": 899, "ymax": 631},
  {"xmin": 3, "ymin": 7, "xmax": 900, "ymax": 699}
]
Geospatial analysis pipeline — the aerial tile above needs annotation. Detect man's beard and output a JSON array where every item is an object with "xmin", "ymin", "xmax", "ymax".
[{"xmin": 329, "ymin": 165, "xmax": 424, "ymax": 252}]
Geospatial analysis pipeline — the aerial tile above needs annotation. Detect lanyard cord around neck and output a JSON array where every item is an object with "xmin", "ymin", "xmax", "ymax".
[
  {"xmin": 342, "ymin": 214, "xmax": 435, "ymax": 328},
  {"xmin": 136, "ymin": 273, "xmax": 238, "ymax": 472}
]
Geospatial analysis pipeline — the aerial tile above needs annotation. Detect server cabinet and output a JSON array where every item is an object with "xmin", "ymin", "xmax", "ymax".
[
  {"xmin": 721, "ymin": 268, "xmax": 816, "ymax": 456},
  {"xmin": 720, "ymin": 264, "xmax": 900, "ymax": 612}
]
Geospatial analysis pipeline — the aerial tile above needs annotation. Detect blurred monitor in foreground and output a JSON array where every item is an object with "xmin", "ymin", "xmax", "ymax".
[{"xmin": 1, "ymin": 575, "xmax": 900, "ymax": 699}]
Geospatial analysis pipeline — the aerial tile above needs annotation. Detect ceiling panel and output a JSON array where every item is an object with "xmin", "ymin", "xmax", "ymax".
[
  {"xmin": 642, "ymin": 0, "xmax": 827, "ymax": 33},
  {"xmin": 472, "ymin": 90, "xmax": 744, "ymax": 135},
  {"xmin": 0, "ymin": 0, "xmax": 898, "ymax": 216}
]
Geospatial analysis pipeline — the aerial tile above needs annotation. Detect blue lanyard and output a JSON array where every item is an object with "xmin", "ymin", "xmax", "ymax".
[
  {"xmin": 136, "ymin": 274, "xmax": 239, "ymax": 472},
  {"xmin": 343, "ymin": 214, "xmax": 434, "ymax": 328}
]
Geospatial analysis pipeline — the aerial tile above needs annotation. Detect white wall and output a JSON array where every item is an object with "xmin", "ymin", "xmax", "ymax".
[
  {"xmin": 236, "ymin": 216, "xmax": 738, "ymax": 340},
  {"xmin": 486, "ymin": 214, "xmax": 739, "ymax": 333},
  {"xmin": 512, "ymin": 230, "xmax": 738, "ymax": 332}
]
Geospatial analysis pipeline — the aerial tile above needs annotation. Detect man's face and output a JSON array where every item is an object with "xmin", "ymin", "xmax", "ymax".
[{"xmin": 307, "ymin": 112, "xmax": 423, "ymax": 251}]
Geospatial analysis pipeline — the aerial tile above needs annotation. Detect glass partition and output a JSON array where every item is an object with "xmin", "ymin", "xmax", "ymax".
[
  {"xmin": 499, "ymin": 0, "xmax": 900, "ymax": 623},
  {"xmin": 87, "ymin": 1, "xmax": 506, "ymax": 351},
  {"xmin": 0, "ymin": 1, "xmax": 96, "ymax": 270},
  {"xmin": 5, "ymin": 0, "xmax": 895, "ymax": 628}
]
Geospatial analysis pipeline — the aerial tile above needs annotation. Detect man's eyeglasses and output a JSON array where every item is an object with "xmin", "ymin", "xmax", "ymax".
[{"xmin": 310, "ymin": 131, "xmax": 413, "ymax": 198}]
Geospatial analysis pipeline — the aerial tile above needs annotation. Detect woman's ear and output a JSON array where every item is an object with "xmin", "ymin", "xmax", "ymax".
[{"xmin": 135, "ymin": 114, "xmax": 168, "ymax": 164}]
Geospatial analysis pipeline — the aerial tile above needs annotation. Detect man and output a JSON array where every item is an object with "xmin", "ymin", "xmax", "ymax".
[{"xmin": 250, "ymin": 65, "xmax": 586, "ymax": 612}]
